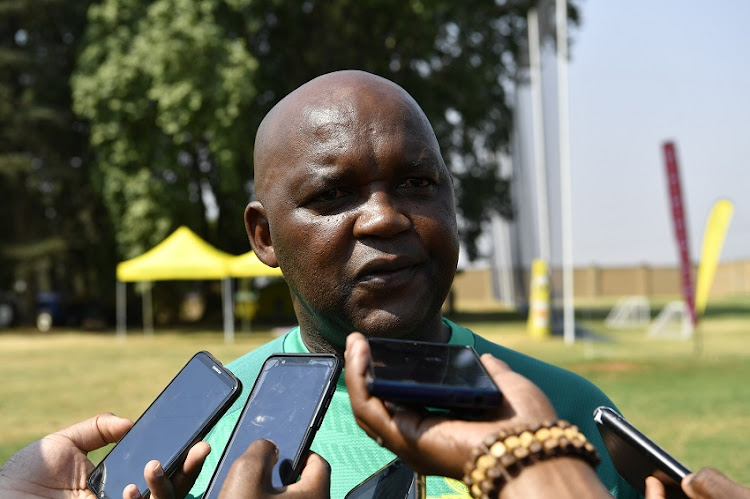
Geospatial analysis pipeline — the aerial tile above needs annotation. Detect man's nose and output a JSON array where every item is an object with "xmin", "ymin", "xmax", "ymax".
[{"xmin": 353, "ymin": 191, "xmax": 411, "ymax": 238}]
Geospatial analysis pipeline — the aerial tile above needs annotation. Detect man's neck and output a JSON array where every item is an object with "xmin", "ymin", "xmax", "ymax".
[{"xmin": 298, "ymin": 315, "xmax": 451, "ymax": 358}]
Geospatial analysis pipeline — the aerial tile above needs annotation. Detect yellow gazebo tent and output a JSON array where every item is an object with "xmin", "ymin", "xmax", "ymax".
[
  {"xmin": 116, "ymin": 226, "xmax": 285, "ymax": 342},
  {"xmin": 117, "ymin": 226, "xmax": 233, "ymax": 281},
  {"xmin": 227, "ymin": 251, "xmax": 283, "ymax": 278},
  {"xmin": 116, "ymin": 226, "xmax": 235, "ymax": 341}
]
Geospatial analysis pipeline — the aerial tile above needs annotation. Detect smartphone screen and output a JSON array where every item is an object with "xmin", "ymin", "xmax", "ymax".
[
  {"xmin": 594, "ymin": 406, "xmax": 691, "ymax": 499},
  {"xmin": 87, "ymin": 351, "xmax": 241, "ymax": 499},
  {"xmin": 203, "ymin": 353, "xmax": 342, "ymax": 497},
  {"xmin": 366, "ymin": 338, "xmax": 502, "ymax": 413},
  {"xmin": 345, "ymin": 459, "xmax": 418, "ymax": 499}
]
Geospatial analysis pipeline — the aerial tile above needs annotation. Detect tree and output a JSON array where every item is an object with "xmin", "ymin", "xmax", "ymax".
[
  {"xmin": 72, "ymin": 0, "xmax": 257, "ymax": 258},
  {"xmin": 73, "ymin": 0, "xmax": 579, "ymax": 260},
  {"xmin": 0, "ymin": 0, "xmax": 116, "ymax": 325}
]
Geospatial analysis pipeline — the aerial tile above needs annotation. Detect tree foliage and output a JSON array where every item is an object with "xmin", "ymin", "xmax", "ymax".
[
  {"xmin": 73, "ymin": 0, "xmax": 578, "ymax": 260},
  {"xmin": 0, "ymin": 0, "xmax": 116, "ymax": 323},
  {"xmin": 72, "ymin": 0, "xmax": 258, "ymax": 257}
]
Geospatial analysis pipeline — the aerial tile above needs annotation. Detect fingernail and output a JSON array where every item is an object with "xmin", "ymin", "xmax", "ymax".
[
  {"xmin": 126, "ymin": 485, "xmax": 143, "ymax": 499},
  {"xmin": 154, "ymin": 462, "xmax": 165, "ymax": 477}
]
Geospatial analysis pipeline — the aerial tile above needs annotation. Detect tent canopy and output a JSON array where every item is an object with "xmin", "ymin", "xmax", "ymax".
[
  {"xmin": 117, "ymin": 226, "xmax": 233, "ymax": 281},
  {"xmin": 115, "ymin": 226, "xmax": 284, "ymax": 342},
  {"xmin": 228, "ymin": 251, "xmax": 283, "ymax": 278},
  {"xmin": 117, "ymin": 226, "xmax": 284, "ymax": 281}
]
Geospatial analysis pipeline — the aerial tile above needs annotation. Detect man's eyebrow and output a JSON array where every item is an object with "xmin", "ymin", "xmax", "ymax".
[
  {"xmin": 408, "ymin": 150, "xmax": 441, "ymax": 170},
  {"xmin": 300, "ymin": 165, "xmax": 350, "ymax": 186}
]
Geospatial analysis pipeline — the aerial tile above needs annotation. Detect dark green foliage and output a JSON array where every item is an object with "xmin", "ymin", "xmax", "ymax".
[
  {"xmin": 0, "ymin": 0, "xmax": 117, "ymax": 323},
  {"xmin": 73, "ymin": 0, "xmax": 578, "ymax": 261},
  {"xmin": 1, "ymin": 0, "xmax": 579, "ymax": 324}
]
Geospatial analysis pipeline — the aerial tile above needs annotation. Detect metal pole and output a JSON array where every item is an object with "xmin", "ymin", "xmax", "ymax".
[
  {"xmin": 222, "ymin": 277, "xmax": 234, "ymax": 344},
  {"xmin": 527, "ymin": 8, "xmax": 551, "ymax": 264},
  {"xmin": 116, "ymin": 280, "xmax": 126, "ymax": 340},
  {"xmin": 142, "ymin": 281, "xmax": 153, "ymax": 336},
  {"xmin": 556, "ymin": 0, "xmax": 576, "ymax": 344}
]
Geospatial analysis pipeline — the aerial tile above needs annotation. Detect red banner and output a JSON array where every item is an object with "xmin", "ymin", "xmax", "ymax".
[{"xmin": 663, "ymin": 141, "xmax": 696, "ymax": 326}]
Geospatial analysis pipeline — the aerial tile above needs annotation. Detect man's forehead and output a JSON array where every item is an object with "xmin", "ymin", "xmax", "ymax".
[
  {"xmin": 256, "ymin": 72, "xmax": 438, "ymax": 194},
  {"xmin": 303, "ymin": 103, "xmax": 356, "ymax": 142}
]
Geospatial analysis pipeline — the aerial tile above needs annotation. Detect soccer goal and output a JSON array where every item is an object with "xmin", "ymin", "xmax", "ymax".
[
  {"xmin": 647, "ymin": 300, "xmax": 693, "ymax": 340},
  {"xmin": 604, "ymin": 296, "xmax": 651, "ymax": 329}
]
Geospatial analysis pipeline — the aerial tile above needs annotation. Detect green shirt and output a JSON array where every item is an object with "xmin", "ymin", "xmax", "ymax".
[{"xmin": 189, "ymin": 319, "xmax": 639, "ymax": 498}]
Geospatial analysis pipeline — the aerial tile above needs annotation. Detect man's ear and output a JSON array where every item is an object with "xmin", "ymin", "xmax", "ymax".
[{"xmin": 245, "ymin": 201, "xmax": 278, "ymax": 267}]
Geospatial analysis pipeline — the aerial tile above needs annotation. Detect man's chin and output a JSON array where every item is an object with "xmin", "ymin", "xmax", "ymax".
[{"xmin": 350, "ymin": 309, "xmax": 441, "ymax": 341}]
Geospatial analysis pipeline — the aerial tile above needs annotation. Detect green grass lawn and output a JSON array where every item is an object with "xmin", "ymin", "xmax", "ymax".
[{"xmin": 1, "ymin": 296, "xmax": 749, "ymax": 487}]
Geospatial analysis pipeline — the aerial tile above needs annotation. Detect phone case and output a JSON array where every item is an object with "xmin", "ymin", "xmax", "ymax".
[
  {"xmin": 594, "ymin": 406, "xmax": 690, "ymax": 499},
  {"xmin": 203, "ymin": 353, "xmax": 342, "ymax": 498},
  {"xmin": 86, "ymin": 351, "xmax": 240, "ymax": 499},
  {"xmin": 345, "ymin": 459, "xmax": 417, "ymax": 499},
  {"xmin": 366, "ymin": 338, "xmax": 502, "ymax": 413}
]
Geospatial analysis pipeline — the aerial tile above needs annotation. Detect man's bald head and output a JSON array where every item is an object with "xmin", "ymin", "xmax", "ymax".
[
  {"xmin": 244, "ymin": 69, "xmax": 458, "ymax": 349},
  {"xmin": 253, "ymin": 70, "xmax": 441, "ymax": 202}
]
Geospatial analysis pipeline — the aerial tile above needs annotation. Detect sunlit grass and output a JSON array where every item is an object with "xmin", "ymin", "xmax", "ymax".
[{"xmin": 1, "ymin": 296, "xmax": 749, "ymax": 486}]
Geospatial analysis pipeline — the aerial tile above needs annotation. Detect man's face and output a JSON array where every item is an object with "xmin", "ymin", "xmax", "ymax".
[{"xmin": 260, "ymin": 86, "xmax": 459, "ymax": 338}]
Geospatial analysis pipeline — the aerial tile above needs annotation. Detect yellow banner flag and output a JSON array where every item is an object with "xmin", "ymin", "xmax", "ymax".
[
  {"xmin": 695, "ymin": 199, "xmax": 734, "ymax": 318},
  {"xmin": 527, "ymin": 259, "xmax": 551, "ymax": 339}
]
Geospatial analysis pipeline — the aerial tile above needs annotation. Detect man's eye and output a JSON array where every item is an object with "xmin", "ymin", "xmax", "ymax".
[
  {"xmin": 399, "ymin": 178, "xmax": 433, "ymax": 189},
  {"xmin": 313, "ymin": 188, "xmax": 347, "ymax": 202}
]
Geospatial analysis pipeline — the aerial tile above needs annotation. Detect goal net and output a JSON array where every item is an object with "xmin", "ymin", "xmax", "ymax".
[
  {"xmin": 647, "ymin": 300, "xmax": 693, "ymax": 339},
  {"xmin": 604, "ymin": 296, "xmax": 651, "ymax": 329}
]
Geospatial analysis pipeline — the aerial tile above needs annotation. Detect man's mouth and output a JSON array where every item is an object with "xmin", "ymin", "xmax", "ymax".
[{"xmin": 356, "ymin": 256, "xmax": 422, "ymax": 285}]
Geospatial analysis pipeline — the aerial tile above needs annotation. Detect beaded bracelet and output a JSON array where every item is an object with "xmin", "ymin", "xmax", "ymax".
[{"xmin": 462, "ymin": 420, "xmax": 600, "ymax": 499}]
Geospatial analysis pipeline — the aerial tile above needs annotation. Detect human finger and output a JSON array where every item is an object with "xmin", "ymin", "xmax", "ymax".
[
  {"xmin": 285, "ymin": 452, "xmax": 331, "ymax": 498},
  {"xmin": 479, "ymin": 354, "xmax": 557, "ymax": 423},
  {"xmin": 376, "ymin": 355, "xmax": 558, "ymax": 478},
  {"xmin": 645, "ymin": 476, "xmax": 667, "ymax": 499},
  {"xmin": 682, "ymin": 468, "xmax": 750, "ymax": 499},
  {"xmin": 142, "ymin": 460, "xmax": 172, "ymax": 499},
  {"xmin": 169, "ymin": 441, "xmax": 210, "ymax": 497},
  {"xmin": 345, "ymin": 333, "xmax": 485, "ymax": 478},
  {"xmin": 344, "ymin": 332, "xmax": 394, "ymax": 440},
  {"xmin": 58, "ymin": 413, "xmax": 133, "ymax": 454},
  {"xmin": 123, "ymin": 483, "xmax": 143, "ymax": 499},
  {"xmin": 139, "ymin": 441, "xmax": 210, "ymax": 499},
  {"xmin": 121, "ymin": 461, "xmax": 168, "ymax": 499},
  {"xmin": 219, "ymin": 439, "xmax": 278, "ymax": 498}
]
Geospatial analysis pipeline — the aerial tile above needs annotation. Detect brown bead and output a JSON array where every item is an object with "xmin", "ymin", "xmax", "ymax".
[
  {"xmin": 489, "ymin": 441, "xmax": 507, "ymax": 458},
  {"xmin": 465, "ymin": 421, "xmax": 600, "ymax": 499}
]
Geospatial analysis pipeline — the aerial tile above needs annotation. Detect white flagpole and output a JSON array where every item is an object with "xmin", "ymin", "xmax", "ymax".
[
  {"xmin": 527, "ymin": 8, "xmax": 551, "ymax": 264},
  {"xmin": 556, "ymin": 0, "xmax": 576, "ymax": 344}
]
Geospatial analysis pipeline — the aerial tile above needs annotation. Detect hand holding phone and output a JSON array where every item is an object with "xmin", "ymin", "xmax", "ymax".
[
  {"xmin": 216, "ymin": 438, "xmax": 332, "ymax": 498},
  {"xmin": 203, "ymin": 353, "xmax": 341, "ymax": 498},
  {"xmin": 87, "ymin": 351, "xmax": 241, "ymax": 499},
  {"xmin": 594, "ymin": 406, "xmax": 691, "ymax": 499},
  {"xmin": 346, "ymin": 332, "xmax": 557, "ymax": 481},
  {"xmin": 366, "ymin": 338, "xmax": 502, "ymax": 415},
  {"xmin": 344, "ymin": 459, "xmax": 422, "ymax": 499}
]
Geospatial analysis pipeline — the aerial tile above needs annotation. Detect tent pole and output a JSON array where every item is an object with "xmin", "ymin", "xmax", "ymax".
[
  {"xmin": 116, "ymin": 280, "xmax": 126, "ymax": 340},
  {"xmin": 222, "ymin": 277, "xmax": 234, "ymax": 343},
  {"xmin": 143, "ymin": 281, "xmax": 154, "ymax": 336}
]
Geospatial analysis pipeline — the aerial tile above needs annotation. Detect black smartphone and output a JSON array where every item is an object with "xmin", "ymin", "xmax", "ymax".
[
  {"xmin": 202, "ymin": 353, "xmax": 342, "ymax": 497},
  {"xmin": 593, "ymin": 406, "xmax": 691, "ymax": 499},
  {"xmin": 86, "ymin": 351, "xmax": 241, "ymax": 499},
  {"xmin": 345, "ymin": 459, "xmax": 421, "ymax": 499},
  {"xmin": 366, "ymin": 338, "xmax": 502, "ymax": 414}
]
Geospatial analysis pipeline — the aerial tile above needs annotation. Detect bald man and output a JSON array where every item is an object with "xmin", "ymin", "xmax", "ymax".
[{"xmin": 189, "ymin": 70, "xmax": 638, "ymax": 498}]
